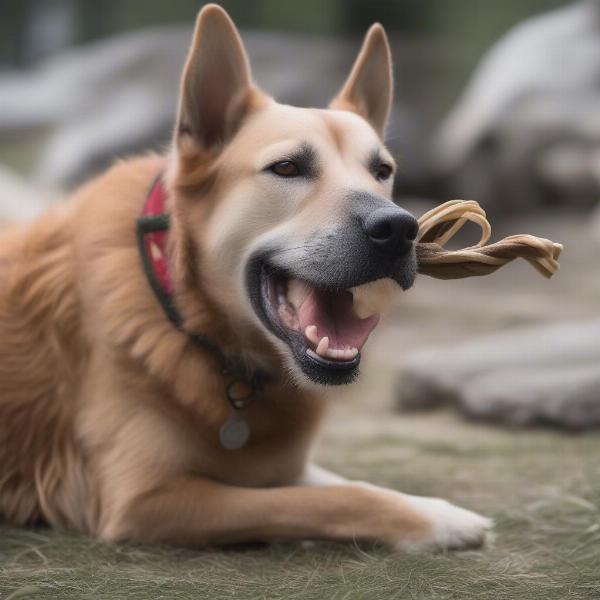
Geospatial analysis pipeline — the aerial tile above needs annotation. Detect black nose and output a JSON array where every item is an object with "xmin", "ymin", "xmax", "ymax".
[{"xmin": 362, "ymin": 206, "xmax": 419, "ymax": 256}]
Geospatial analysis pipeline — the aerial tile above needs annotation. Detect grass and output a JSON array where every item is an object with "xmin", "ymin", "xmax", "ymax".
[{"xmin": 2, "ymin": 408, "xmax": 600, "ymax": 600}]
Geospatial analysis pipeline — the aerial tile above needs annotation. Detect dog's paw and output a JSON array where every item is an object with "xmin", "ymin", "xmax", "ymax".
[{"xmin": 396, "ymin": 495, "xmax": 493, "ymax": 553}]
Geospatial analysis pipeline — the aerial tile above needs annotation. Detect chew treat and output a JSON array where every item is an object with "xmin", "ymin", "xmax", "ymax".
[
  {"xmin": 349, "ymin": 278, "xmax": 400, "ymax": 319},
  {"xmin": 416, "ymin": 200, "xmax": 563, "ymax": 280}
]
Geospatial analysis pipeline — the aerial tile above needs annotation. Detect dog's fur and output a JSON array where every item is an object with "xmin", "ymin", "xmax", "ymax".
[{"xmin": 0, "ymin": 5, "xmax": 491, "ymax": 551}]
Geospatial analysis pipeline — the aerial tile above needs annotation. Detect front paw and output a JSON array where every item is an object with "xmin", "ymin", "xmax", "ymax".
[{"xmin": 396, "ymin": 495, "xmax": 493, "ymax": 553}]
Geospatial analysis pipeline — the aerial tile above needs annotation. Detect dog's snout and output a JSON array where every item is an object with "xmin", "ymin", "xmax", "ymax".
[{"xmin": 363, "ymin": 207, "xmax": 419, "ymax": 256}]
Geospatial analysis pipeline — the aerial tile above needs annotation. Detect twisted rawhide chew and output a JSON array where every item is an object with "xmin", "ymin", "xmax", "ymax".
[{"xmin": 416, "ymin": 200, "xmax": 563, "ymax": 280}]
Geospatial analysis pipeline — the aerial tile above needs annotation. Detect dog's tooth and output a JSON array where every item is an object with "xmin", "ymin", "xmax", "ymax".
[
  {"xmin": 349, "ymin": 347, "xmax": 359, "ymax": 358},
  {"xmin": 305, "ymin": 325, "xmax": 318, "ymax": 345},
  {"xmin": 287, "ymin": 278, "xmax": 312, "ymax": 310},
  {"xmin": 316, "ymin": 336, "xmax": 329, "ymax": 356},
  {"xmin": 349, "ymin": 278, "xmax": 400, "ymax": 319}
]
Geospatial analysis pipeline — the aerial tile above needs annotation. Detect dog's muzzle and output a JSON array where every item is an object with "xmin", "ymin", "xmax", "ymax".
[{"xmin": 246, "ymin": 192, "xmax": 418, "ymax": 385}]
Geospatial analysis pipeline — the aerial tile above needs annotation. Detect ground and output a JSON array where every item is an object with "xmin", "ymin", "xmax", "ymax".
[
  {"xmin": 3, "ymin": 411, "xmax": 600, "ymax": 599},
  {"xmin": 0, "ymin": 211, "xmax": 598, "ymax": 599}
]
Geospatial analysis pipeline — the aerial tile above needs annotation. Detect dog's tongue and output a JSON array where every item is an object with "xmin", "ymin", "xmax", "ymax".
[{"xmin": 292, "ymin": 283, "xmax": 379, "ymax": 351}]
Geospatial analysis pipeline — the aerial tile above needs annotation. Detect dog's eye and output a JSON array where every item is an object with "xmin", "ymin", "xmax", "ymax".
[
  {"xmin": 375, "ymin": 163, "xmax": 393, "ymax": 181},
  {"xmin": 269, "ymin": 161, "xmax": 301, "ymax": 178}
]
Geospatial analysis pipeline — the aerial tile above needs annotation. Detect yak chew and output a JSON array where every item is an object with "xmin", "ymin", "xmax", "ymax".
[
  {"xmin": 349, "ymin": 278, "xmax": 400, "ymax": 319},
  {"xmin": 415, "ymin": 200, "xmax": 562, "ymax": 280}
]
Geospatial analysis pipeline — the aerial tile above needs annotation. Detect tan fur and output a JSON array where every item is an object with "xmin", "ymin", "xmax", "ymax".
[{"xmin": 0, "ymin": 4, "xmax": 490, "ymax": 551}]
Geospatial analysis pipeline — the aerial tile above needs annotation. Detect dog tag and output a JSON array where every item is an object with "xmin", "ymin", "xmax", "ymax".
[{"xmin": 219, "ymin": 412, "xmax": 250, "ymax": 450}]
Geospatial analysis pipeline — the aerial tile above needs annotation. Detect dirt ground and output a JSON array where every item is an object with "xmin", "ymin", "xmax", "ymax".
[{"xmin": 1, "ymin": 211, "xmax": 599, "ymax": 599}]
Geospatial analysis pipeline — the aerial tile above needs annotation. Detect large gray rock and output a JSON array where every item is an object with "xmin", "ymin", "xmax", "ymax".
[
  {"xmin": 0, "ymin": 27, "xmax": 419, "ymax": 189},
  {"xmin": 592, "ymin": 203, "xmax": 600, "ymax": 242},
  {"xmin": 460, "ymin": 364, "xmax": 600, "ymax": 427},
  {"xmin": 0, "ymin": 165, "xmax": 57, "ymax": 222},
  {"xmin": 432, "ymin": 0, "xmax": 600, "ymax": 211},
  {"xmin": 0, "ymin": 27, "xmax": 189, "ymax": 188},
  {"xmin": 396, "ymin": 320, "xmax": 600, "ymax": 428}
]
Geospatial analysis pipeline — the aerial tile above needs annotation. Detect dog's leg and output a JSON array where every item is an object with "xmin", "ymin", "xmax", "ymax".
[
  {"xmin": 296, "ymin": 464, "xmax": 349, "ymax": 486},
  {"xmin": 298, "ymin": 463, "xmax": 493, "ymax": 550},
  {"xmin": 102, "ymin": 475, "xmax": 491, "ymax": 552}
]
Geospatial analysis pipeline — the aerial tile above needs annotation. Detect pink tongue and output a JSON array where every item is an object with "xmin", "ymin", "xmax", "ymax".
[{"xmin": 296, "ymin": 288, "xmax": 379, "ymax": 351}]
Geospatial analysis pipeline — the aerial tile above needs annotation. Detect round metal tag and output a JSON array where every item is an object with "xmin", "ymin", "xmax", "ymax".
[{"xmin": 219, "ymin": 412, "xmax": 250, "ymax": 450}]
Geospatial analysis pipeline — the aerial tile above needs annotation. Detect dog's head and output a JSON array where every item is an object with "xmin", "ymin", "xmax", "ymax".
[{"xmin": 168, "ymin": 4, "xmax": 418, "ymax": 386}]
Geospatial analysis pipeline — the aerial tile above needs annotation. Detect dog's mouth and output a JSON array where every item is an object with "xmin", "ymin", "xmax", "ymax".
[
  {"xmin": 269, "ymin": 273, "xmax": 382, "ymax": 359},
  {"xmin": 248, "ymin": 261, "xmax": 400, "ymax": 385}
]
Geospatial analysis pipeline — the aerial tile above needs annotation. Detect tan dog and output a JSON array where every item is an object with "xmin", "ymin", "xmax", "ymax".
[{"xmin": 0, "ymin": 5, "xmax": 491, "ymax": 551}]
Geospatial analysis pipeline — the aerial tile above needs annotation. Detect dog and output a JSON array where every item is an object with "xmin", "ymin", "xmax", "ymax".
[{"xmin": 0, "ymin": 4, "xmax": 491, "ymax": 551}]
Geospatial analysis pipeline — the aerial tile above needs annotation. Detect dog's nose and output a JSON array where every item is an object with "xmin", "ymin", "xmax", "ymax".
[{"xmin": 363, "ymin": 206, "xmax": 419, "ymax": 256}]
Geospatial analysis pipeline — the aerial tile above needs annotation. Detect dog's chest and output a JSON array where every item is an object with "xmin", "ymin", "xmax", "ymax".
[{"xmin": 186, "ymin": 408, "xmax": 318, "ymax": 488}]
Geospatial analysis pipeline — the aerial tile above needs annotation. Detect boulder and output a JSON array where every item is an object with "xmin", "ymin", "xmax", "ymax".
[
  {"xmin": 396, "ymin": 320, "xmax": 600, "ymax": 428},
  {"xmin": 432, "ymin": 0, "xmax": 600, "ymax": 211},
  {"xmin": 0, "ymin": 27, "xmax": 420, "ymax": 189},
  {"xmin": 0, "ymin": 165, "xmax": 57, "ymax": 222}
]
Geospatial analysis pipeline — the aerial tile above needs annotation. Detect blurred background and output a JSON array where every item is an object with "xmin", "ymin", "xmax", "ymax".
[{"xmin": 0, "ymin": 0, "xmax": 598, "ymax": 427}]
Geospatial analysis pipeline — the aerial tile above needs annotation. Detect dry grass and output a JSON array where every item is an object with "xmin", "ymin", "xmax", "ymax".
[{"xmin": 2, "ymin": 406, "xmax": 600, "ymax": 600}]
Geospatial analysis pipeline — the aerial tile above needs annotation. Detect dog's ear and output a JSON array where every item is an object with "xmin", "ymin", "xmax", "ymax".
[
  {"xmin": 176, "ymin": 4, "xmax": 266, "ymax": 150},
  {"xmin": 330, "ymin": 24, "xmax": 393, "ymax": 137}
]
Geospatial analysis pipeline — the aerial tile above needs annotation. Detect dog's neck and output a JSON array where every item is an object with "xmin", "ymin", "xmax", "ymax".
[
  {"xmin": 137, "ymin": 175, "xmax": 281, "ymax": 449},
  {"xmin": 139, "ymin": 174, "xmax": 277, "ymax": 363}
]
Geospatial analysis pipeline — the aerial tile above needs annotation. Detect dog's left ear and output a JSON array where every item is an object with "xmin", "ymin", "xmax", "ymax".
[
  {"xmin": 176, "ymin": 4, "xmax": 266, "ymax": 151},
  {"xmin": 330, "ymin": 24, "xmax": 393, "ymax": 137}
]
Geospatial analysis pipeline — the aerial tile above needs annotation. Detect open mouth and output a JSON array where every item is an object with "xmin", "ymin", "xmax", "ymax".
[{"xmin": 247, "ymin": 260, "xmax": 400, "ymax": 385}]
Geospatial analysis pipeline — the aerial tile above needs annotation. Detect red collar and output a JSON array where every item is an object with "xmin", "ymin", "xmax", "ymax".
[
  {"xmin": 136, "ymin": 176, "xmax": 267, "ymax": 450},
  {"xmin": 139, "ymin": 176, "xmax": 174, "ymax": 294}
]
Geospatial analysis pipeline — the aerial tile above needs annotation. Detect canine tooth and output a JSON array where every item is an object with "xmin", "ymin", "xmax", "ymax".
[
  {"xmin": 305, "ymin": 325, "xmax": 319, "ymax": 345},
  {"xmin": 287, "ymin": 278, "xmax": 312, "ymax": 310},
  {"xmin": 316, "ymin": 336, "xmax": 329, "ymax": 356},
  {"xmin": 349, "ymin": 278, "xmax": 400, "ymax": 319}
]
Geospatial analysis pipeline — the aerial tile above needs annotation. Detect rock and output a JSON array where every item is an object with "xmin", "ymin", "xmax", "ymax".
[
  {"xmin": 0, "ymin": 27, "xmax": 189, "ymax": 188},
  {"xmin": 592, "ymin": 203, "xmax": 600, "ymax": 243},
  {"xmin": 0, "ymin": 27, "xmax": 419, "ymax": 189},
  {"xmin": 432, "ymin": 0, "xmax": 600, "ymax": 211},
  {"xmin": 460, "ymin": 364, "xmax": 600, "ymax": 428},
  {"xmin": 396, "ymin": 320, "xmax": 600, "ymax": 428},
  {"xmin": 0, "ymin": 165, "xmax": 58, "ymax": 222}
]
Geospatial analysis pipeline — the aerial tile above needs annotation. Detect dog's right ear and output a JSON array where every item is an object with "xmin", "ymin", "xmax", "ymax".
[{"xmin": 175, "ymin": 4, "xmax": 266, "ymax": 151}]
